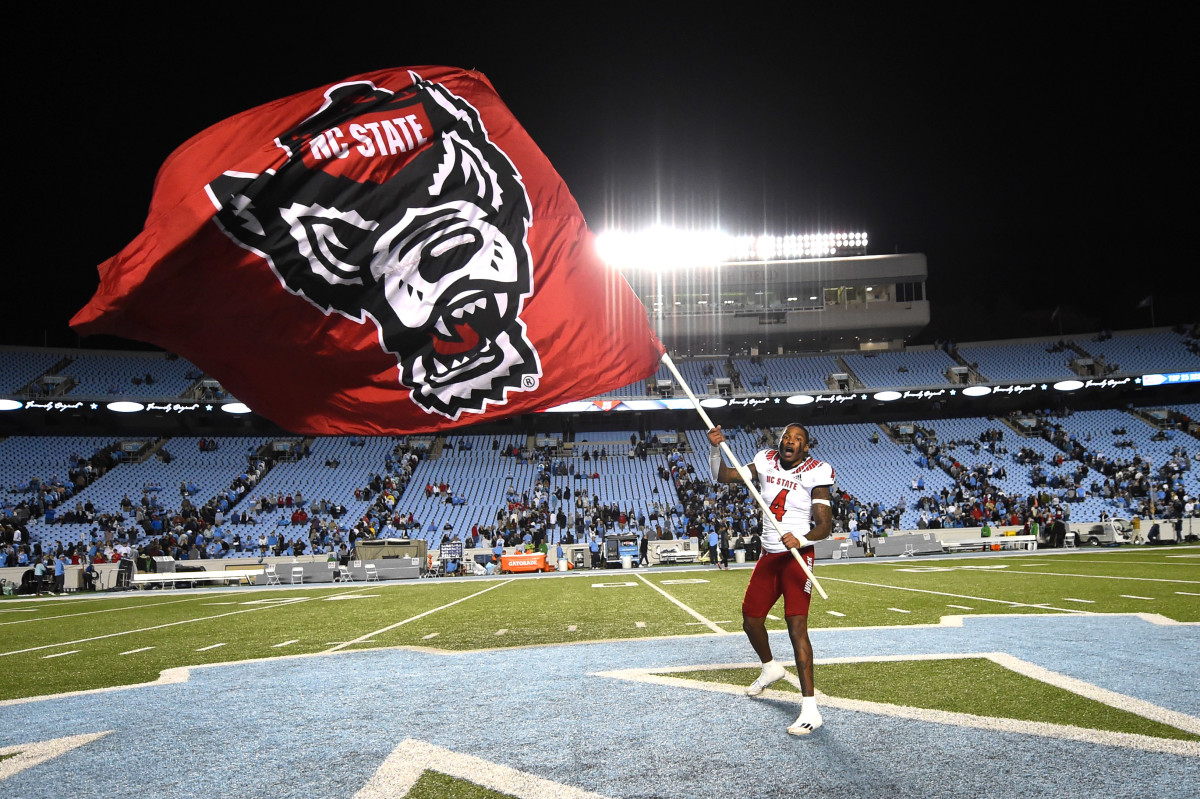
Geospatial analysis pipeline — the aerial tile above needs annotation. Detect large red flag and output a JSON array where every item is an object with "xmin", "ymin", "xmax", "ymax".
[{"xmin": 71, "ymin": 67, "xmax": 663, "ymax": 435}]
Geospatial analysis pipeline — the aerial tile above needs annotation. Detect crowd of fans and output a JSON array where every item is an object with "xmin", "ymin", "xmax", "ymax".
[{"xmin": 3, "ymin": 407, "xmax": 1197, "ymax": 593}]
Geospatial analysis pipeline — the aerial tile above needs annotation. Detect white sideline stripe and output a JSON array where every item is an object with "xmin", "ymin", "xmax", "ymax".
[
  {"xmin": 826, "ymin": 611, "xmax": 846, "ymax": 617},
  {"xmin": 422, "ymin": 633, "xmax": 439, "ymax": 640},
  {"xmin": 1120, "ymin": 595, "xmax": 1155, "ymax": 600},
  {"xmin": 324, "ymin": 579, "xmax": 515, "ymax": 653},
  {"xmin": 42, "ymin": 650, "xmax": 80, "ymax": 659},
  {"xmin": 767, "ymin": 614, "xmax": 781, "ymax": 620},
  {"xmin": 119, "ymin": 647, "xmax": 155, "ymax": 656},
  {"xmin": 817, "ymin": 575, "xmax": 1088, "ymax": 613},
  {"xmin": 1177, "ymin": 591, "xmax": 1200, "ymax": 596},
  {"xmin": 1001, "ymin": 569, "xmax": 1200, "ymax": 585},
  {"xmin": 0, "ymin": 590, "xmax": 341, "ymax": 657},
  {"xmin": 196, "ymin": 643, "xmax": 226, "ymax": 651},
  {"xmin": 947, "ymin": 604, "xmax": 974, "ymax": 610},
  {"xmin": 887, "ymin": 608, "xmax": 911, "ymax": 614},
  {"xmin": 598, "ymin": 654, "xmax": 1200, "ymax": 756},
  {"xmin": 1063, "ymin": 598, "xmax": 1096, "ymax": 604},
  {"xmin": 272, "ymin": 639, "xmax": 299, "ymax": 648},
  {"xmin": 0, "ymin": 596, "xmax": 209, "ymax": 627},
  {"xmin": 0, "ymin": 608, "xmax": 39, "ymax": 613},
  {"xmin": 353, "ymin": 737, "xmax": 615, "ymax": 799},
  {"xmin": 634, "ymin": 573, "xmax": 728, "ymax": 635}
]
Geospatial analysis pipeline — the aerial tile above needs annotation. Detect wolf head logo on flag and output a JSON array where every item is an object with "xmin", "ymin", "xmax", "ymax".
[
  {"xmin": 71, "ymin": 66, "xmax": 664, "ymax": 435},
  {"xmin": 205, "ymin": 72, "xmax": 541, "ymax": 421}
]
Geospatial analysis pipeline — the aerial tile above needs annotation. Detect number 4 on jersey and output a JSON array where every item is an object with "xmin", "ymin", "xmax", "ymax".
[{"xmin": 768, "ymin": 489, "xmax": 789, "ymax": 522}]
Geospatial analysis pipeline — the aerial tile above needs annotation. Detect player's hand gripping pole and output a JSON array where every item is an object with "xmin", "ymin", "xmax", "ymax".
[{"xmin": 659, "ymin": 353, "xmax": 828, "ymax": 600}]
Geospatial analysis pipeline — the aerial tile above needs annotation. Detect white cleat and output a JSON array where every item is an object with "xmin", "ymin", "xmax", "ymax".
[
  {"xmin": 787, "ymin": 709, "xmax": 823, "ymax": 736},
  {"xmin": 745, "ymin": 660, "xmax": 788, "ymax": 696}
]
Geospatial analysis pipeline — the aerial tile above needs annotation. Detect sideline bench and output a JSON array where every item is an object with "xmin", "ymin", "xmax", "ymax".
[
  {"xmin": 131, "ymin": 569, "xmax": 262, "ymax": 589},
  {"xmin": 941, "ymin": 535, "xmax": 1038, "ymax": 553}
]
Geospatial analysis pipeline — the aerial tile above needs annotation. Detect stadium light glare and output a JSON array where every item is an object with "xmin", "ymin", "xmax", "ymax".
[{"xmin": 597, "ymin": 227, "xmax": 869, "ymax": 268}]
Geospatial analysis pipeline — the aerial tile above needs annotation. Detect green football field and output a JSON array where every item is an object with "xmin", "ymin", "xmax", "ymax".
[{"xmin": 3, "ymin": 546, "xmax": 1198, "ymax": 729}]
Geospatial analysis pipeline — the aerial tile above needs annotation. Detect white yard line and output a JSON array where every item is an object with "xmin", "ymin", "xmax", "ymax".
[
  {"xmin": 0, "ymin": 591, "xmax": 340, "ymax": 658},
  {"xmin": 0, "ymin": 596, "xmax": 212, "ymax": 627},
  {"xmin": 323, "ymin": 579, "xmax": 515, "ymax": 653},
  {"xmin": 1004, "ymin": 569, "xmax": 1199, "ymax": 585},
  {"xmin": 818, "ymin": 576, "xmax": 1089, "ymax": 613},
  {"xmin": 634, "ymin": 573, "xmax": 729, "ymax": 634}
]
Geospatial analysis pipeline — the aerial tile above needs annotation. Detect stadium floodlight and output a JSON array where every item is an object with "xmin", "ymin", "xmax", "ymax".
[
  {"xmin": 0, "ymin": 399, "xmax": 22, "ymax": 411},
  {"xmin": 220, "ymin": 402, "xmax": 252, "ymax": 414},
  {"xmin": 107, "ymin": 401, "xmax": 144, "ymax": 413},
  {"xmin": 594, "ymin": 227, "xmax": 735, "ymax": 270},
  {"xmin": 596, "ymin": 227, "xmax": 869, "ymax": 269}
]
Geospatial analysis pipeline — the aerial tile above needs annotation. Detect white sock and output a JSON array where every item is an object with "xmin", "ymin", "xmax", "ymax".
[{"xmin": 801, "ymin": 695, "xmax": 818, "ymax": 714}]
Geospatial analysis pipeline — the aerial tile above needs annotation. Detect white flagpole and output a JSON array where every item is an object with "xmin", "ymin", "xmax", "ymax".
[{"xmin": 659, "ymin": 353, "xmax": 828, "ymax": 600}]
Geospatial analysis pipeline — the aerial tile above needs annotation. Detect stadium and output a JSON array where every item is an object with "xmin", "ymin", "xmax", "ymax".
[
  {"xmin": 2, "ymin": 226, "xmax": 1198, "ymax": 798},
  {"xmin": 4, "ymin": 9, "xmax": 1198, "ymax": 794}
]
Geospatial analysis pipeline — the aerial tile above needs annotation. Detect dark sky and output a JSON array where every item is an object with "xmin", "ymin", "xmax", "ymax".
[{"xmin": 10, "ymin": 6, "xmax": 1193, "ymax": 352}]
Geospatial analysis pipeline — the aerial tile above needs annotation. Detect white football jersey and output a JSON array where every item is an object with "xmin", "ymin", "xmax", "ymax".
[{"xmin": 752, "ymin": 449, "xmax": 835, "ymax": 554}]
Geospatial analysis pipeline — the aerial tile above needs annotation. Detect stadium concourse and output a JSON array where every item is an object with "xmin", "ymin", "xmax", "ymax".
[{"xmin": 1, "ymin": 326, "xmax": 1199, "ymax": 592}]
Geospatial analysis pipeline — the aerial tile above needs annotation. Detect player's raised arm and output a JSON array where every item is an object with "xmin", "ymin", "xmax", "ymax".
[{"xmin": 707, "ymin": 426, "xmax": 757, "ymax": 484}]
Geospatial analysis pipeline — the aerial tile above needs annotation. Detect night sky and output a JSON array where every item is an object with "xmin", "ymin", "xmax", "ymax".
[{"xmin": 10, "ymin": 6, "xmax": 1192, "ymax": 353}]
